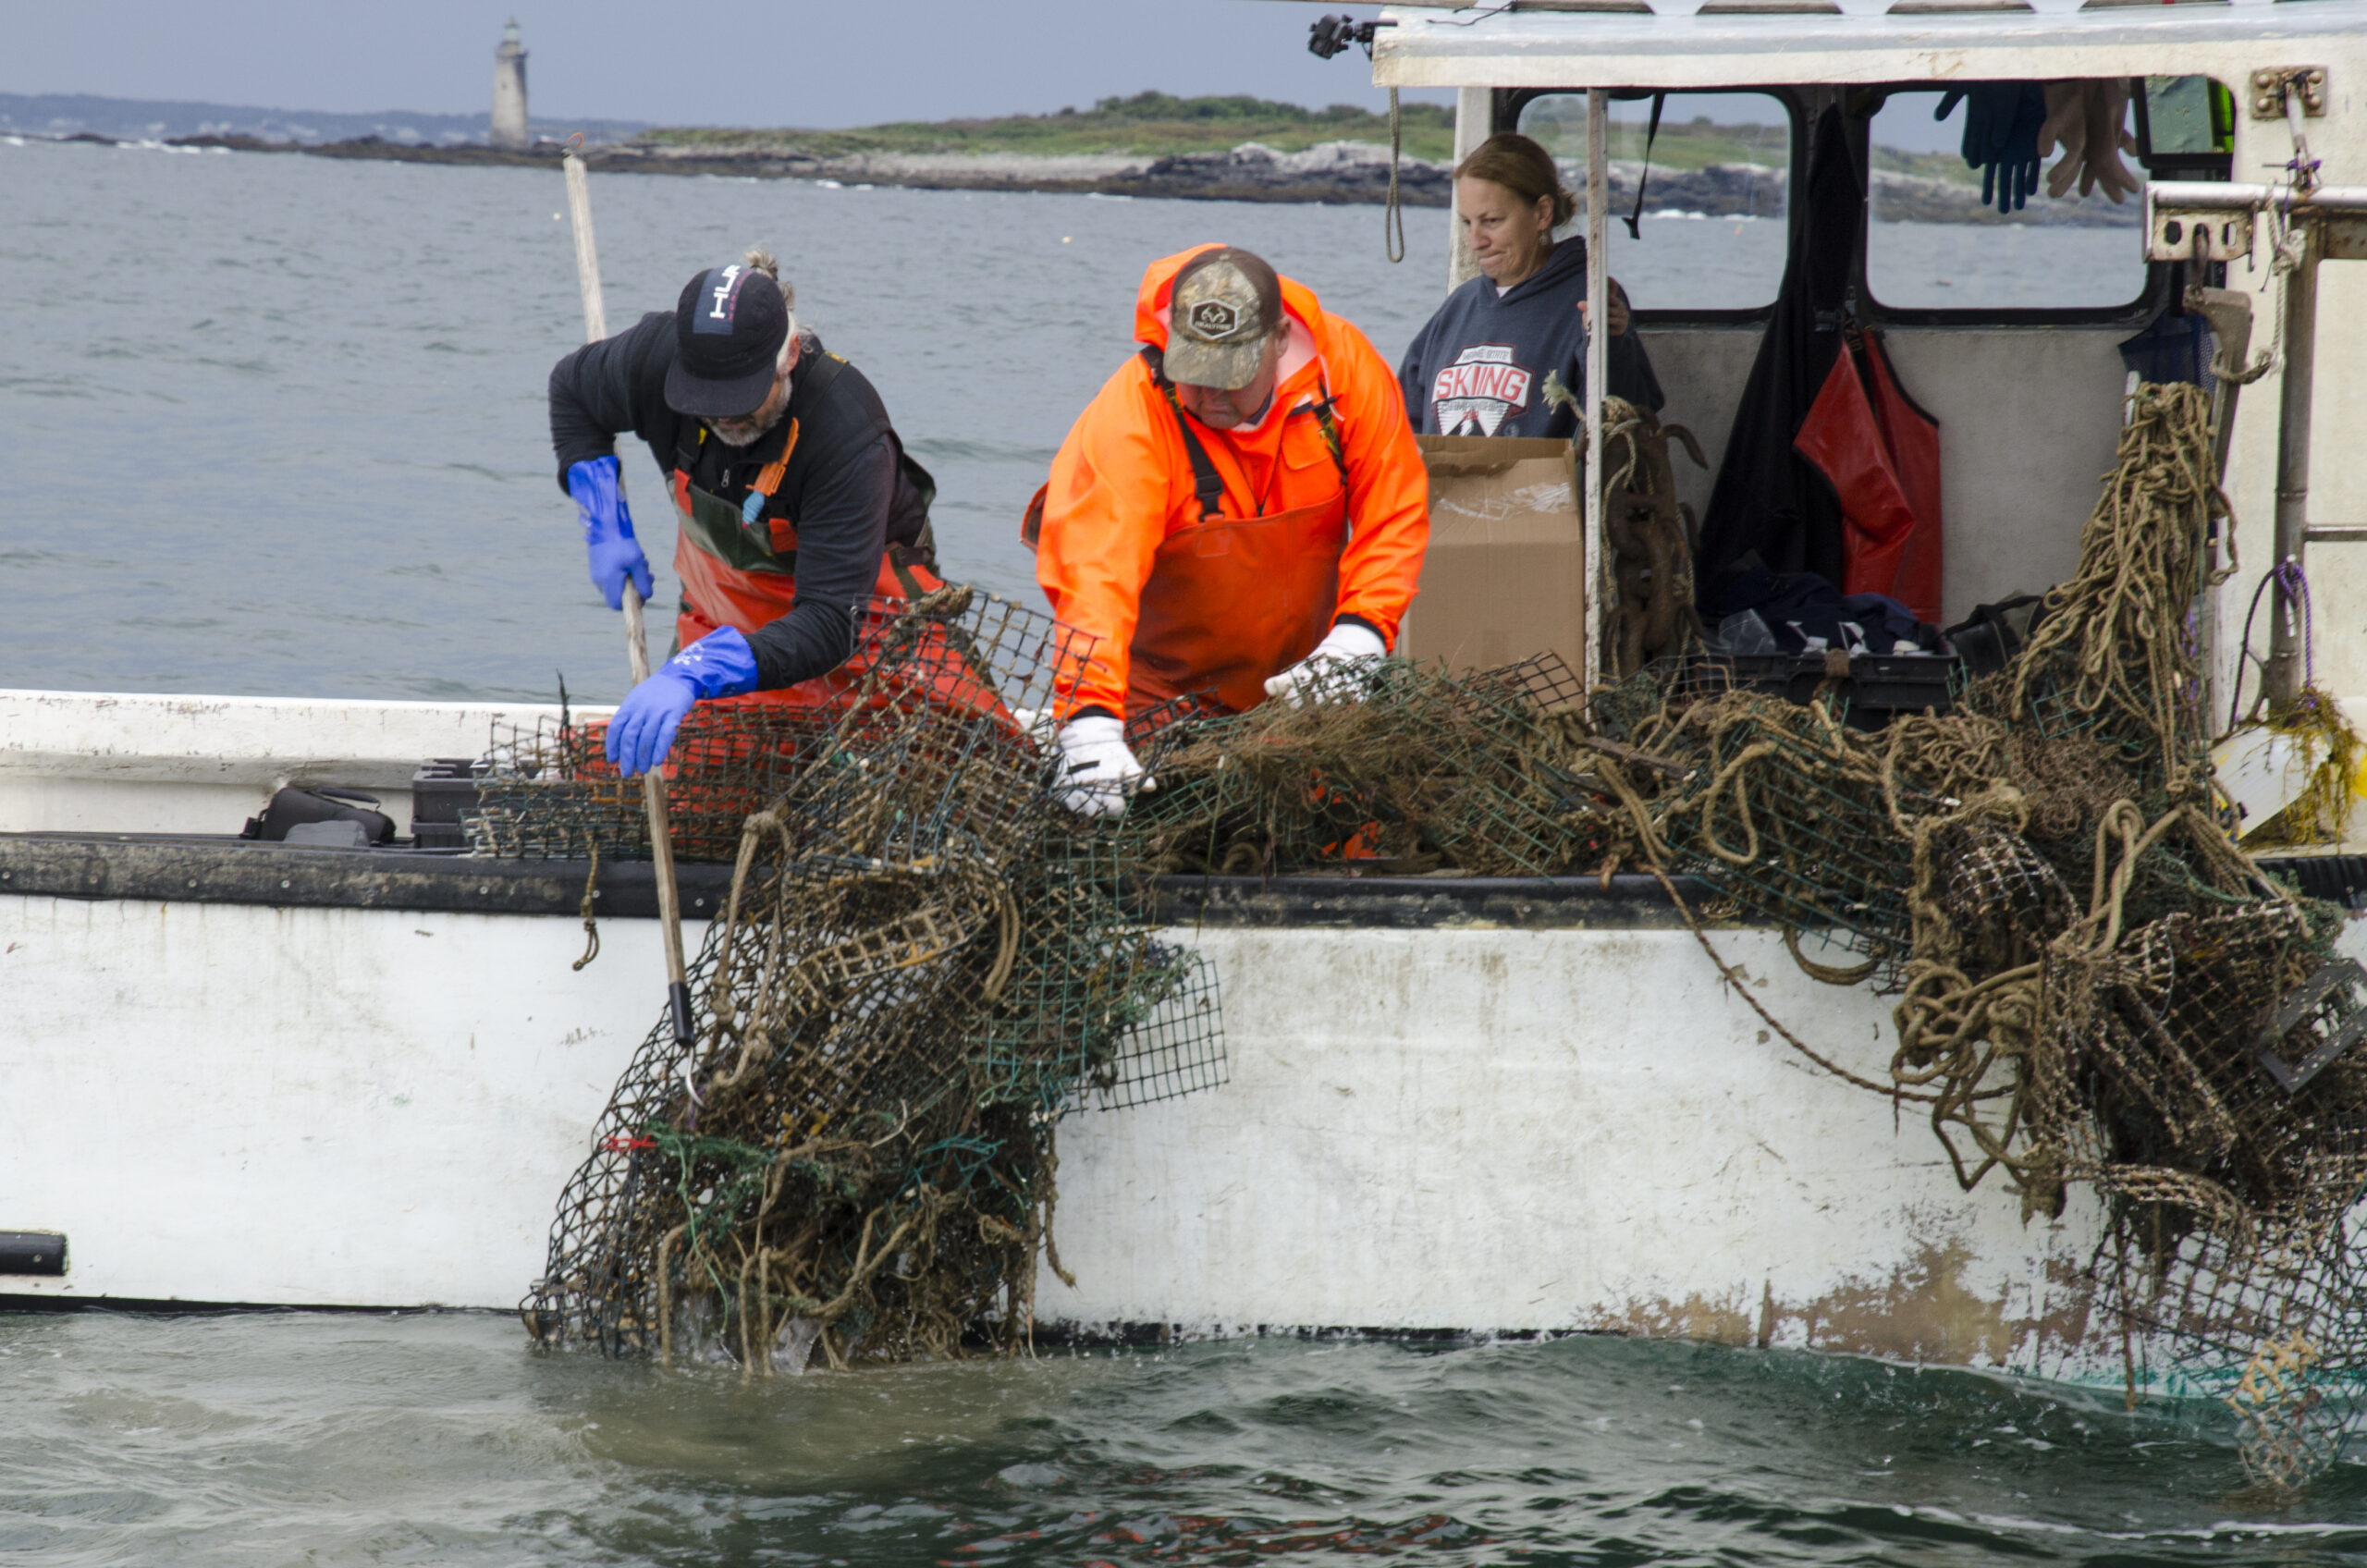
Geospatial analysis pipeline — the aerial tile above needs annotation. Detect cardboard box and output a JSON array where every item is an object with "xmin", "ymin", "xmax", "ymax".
[{"xmin": 1397, "ymin": 435, "xmax": 1586, "ymax": 680}]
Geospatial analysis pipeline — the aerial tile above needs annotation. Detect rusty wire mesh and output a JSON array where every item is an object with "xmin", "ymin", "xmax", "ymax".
[
  {"xmin": 1494, "ymin": 386, "xmax": 2367, "ymax": 1494},
  {"xmin": 466, "ymin": 705, "xmax": 835, "ymax": 862},
  {"xmin": 1600, "ymin": 386, "xmax": 2367, "ymax": 1497},
  {"xmin": 1117, "ymin": 653, "xmax": 1604, "ymax": 878},
  {"xmin": 974, "ymin": 827, "xmax": 1226, "ymax": 1115},
  {"xmin": 1070, "ymin": 384, "xmax": 2365, "ymax": 1496},
  {"xmin": 1647, "ymin": 692, "xmax": 1923, "ymax": 974}
]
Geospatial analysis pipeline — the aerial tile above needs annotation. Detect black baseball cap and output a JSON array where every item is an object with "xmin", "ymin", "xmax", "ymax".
[{"xmin": 666, "ymin": 263, "xmax": 790, "ymax": 418}]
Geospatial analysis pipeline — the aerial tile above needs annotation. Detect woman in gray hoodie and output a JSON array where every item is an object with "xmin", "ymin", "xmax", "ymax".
[{"xmin": 1398, "ymin": 132, "xmax": 1663, "ymax": 439}]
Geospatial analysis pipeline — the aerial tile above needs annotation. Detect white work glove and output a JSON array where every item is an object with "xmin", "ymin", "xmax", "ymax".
[
  {"xmin": 1264, "ymin": 621, "xmax": 1387, "ymax": 707},
  {"xmin": 1053, "ymin": 715, "xmax": 1151, "ymax": 819}
]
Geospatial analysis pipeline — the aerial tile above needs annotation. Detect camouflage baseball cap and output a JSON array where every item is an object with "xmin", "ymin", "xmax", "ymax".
[{"xmin": 1163, "ymin": 247, "xmax": 1283, "ymax": 390}]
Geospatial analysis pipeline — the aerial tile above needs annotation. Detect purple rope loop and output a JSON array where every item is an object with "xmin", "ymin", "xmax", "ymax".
[
  {"xmin": 2232, "ymin": 557, "xmax": 2319, "ymax": 727},
  {"xmin": 2275, "ymin": 557, "xmax": 2315, "ymax": 690}
]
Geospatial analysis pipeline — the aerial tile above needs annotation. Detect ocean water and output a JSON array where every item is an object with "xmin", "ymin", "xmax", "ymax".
[
  {"xmin": 6, "ymin": 1309, "xmax": 2365, "ymax": 1566},
  {"xmin": 0, "ymin": 134, "xmax": 2139, "ymax": 702},
  {"xmin": 1, "ymin": 136, "xmax": 1455, "ymax": 702}
]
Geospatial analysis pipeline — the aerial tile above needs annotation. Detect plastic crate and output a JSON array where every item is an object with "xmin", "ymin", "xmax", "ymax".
[
  {"xmin": 1684, "ymin": 651, "xmax": 1961, "ymax": 729},
  {"xmin": 411, "ymin": 758, "xmax": 483, "ymax": 848}
]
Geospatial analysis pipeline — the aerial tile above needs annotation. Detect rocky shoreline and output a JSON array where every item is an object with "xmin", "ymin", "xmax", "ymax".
[
  {"xmin": 160, "ymin": 131, "xmax": 1464, "ymax": 206},
  {"xmin": 113, "ymin": 131, "xmax": 2135, "ymax": 225}
]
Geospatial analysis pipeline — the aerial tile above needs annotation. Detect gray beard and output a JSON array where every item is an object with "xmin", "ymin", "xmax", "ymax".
[{"xmin": 705, "ymin": 377, "xmax": 793, "ymax": 447}]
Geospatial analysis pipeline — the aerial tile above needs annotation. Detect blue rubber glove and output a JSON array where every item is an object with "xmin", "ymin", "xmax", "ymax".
[
  {"xmin": 1937, "ymin": 84, "xmax": 2044, "ymax": 214},
  {"xmin": 568, "ymin": 455, "xmax": 655, "ymax": 612},
  {"xmin": 605, "ymin": 628, "xmax": 761, "ymax": 777}
]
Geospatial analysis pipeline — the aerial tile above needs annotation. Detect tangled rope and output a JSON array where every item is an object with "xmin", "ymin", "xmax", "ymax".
[
  {"xmin": 1600, "ymin": 398, "xmax": 1709, "ymax": 680},
  {"xmin": 2005, "ymin": 380, "xmax": 2232, "ymax": 786},
  {"xmin": 1625, "ymin": 386, "xmax": 2367, "ymax": 1497}
]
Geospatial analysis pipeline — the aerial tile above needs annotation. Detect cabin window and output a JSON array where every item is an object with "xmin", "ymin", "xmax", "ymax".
[
  {"xmin": 2133, "ymin": 75, "xmax": 2238, "ymax": 183},
  {"xmin": 1515, "ymin": 92, "xmax": 1793, "ymax": 312},
  {"xmin": 1864, "ymin": 87, "xmax": 2156, "ymax": 313}
]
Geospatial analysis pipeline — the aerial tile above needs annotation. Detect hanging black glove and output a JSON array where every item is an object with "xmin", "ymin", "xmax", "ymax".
[{"xmin": 1935, "ymin": 83, "xmax": 2046, "ymax": 214}]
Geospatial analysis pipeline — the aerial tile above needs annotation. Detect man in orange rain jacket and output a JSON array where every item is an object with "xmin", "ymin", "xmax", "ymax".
[{"xmin": 1029, "ymin": 244, "xmax": 1429, "ymax": 817}]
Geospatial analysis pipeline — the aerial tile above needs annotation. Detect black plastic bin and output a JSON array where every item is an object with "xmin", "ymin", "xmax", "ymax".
[
  {"xmin": 2256, "ymin": 854, "xmax": 2367, "ymax": 910},
  {"xmin": 1684, "ymin": 651, "xmax": 1963, "ymax": 729},
  {"xmin": 410, "ymin": 757, "xmax": 484, "ymax": 850}
]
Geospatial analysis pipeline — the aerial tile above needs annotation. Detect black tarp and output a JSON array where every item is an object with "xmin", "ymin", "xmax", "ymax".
[{"xmin": 1696, "ymin": 105, "xmax": 1863, "ymax": 602}]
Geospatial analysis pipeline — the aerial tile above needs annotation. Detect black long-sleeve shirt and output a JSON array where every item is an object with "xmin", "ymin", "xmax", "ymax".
[{"xmin": 548, "ymin": 312, "xmax": 932, "ymax": 691}]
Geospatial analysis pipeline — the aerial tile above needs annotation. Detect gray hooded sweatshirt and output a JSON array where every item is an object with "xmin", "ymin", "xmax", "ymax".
[{"xmin": 1397, "ymin": 239, "xmax": 1664, "ymax": 439}]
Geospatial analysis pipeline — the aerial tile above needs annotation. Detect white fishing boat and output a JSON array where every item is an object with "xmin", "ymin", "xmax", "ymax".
[{"xmin": 9, "ymin": 0, "xmax": 2367, "ymax": 1403}]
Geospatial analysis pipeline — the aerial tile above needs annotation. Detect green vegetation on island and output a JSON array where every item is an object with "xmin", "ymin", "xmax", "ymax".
[
  {"xmin": 1526, "ymin": 100, "xmax": 1788, "ymax": 175},
  {"xmin": 640, "ymin": 91, "xmax": 1458, "ymax": 161},
  {"xmin": 644, "ymin": 91, "xmax": 1981, "ymax": 188}
]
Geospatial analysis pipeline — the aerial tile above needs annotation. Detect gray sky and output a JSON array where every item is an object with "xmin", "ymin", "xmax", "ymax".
[{"xmin": 0, "ymin": 1, "xmax": 1430, "ymax": 127}]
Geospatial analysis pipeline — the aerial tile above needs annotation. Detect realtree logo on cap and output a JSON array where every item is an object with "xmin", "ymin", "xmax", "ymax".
[{"xmin": 1187, "ymin": 300, "xmax": 1244, "ymax": 340}]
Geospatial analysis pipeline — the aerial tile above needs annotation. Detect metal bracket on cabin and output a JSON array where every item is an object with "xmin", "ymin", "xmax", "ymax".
[
  {"xmin": 2147, "ymin": 192, "xmax": 2257, "ymax": 263},
  {"xmin": 2249, "ymin": 67, "xmax": 2327, "ymax": 123},
  {"xmin": 2185, "ymin": 285, "xmax": 2252, "ymax": 365},
  {"xmin": 2147, "ymin": 181, "xmax": 2367, "ymax": 265},
  {"xmin": 2256, "ymin": 956, "xmax": 2367, "ymax": 1096}
]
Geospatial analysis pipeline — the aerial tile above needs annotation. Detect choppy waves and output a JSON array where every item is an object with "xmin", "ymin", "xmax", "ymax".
[{"xmin": 6, "ymin": 1313, "xmax": 2364, "ymax": 1565}]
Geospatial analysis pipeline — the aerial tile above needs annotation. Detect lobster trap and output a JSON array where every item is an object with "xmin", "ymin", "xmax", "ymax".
[
  {"xmin": 1652, "ymin": 693, "xmax": 1922, "ymax": 970},
  {"xmin": 973, "ymin": 828, "xmax": 1227, "ymax": 1115},
  {"xmin": 1121, "ymin": 653, "xmax": 1600, "ymax": 877},
  {"xmin": 516, "ymin": 589, "xmax": 1225, "ymax": 1371}
]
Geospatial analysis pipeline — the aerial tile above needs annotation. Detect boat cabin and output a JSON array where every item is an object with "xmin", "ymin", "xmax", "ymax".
[{"xmin": 1379, "ymin": 0, "xmax": 2367, "ymax": 811}]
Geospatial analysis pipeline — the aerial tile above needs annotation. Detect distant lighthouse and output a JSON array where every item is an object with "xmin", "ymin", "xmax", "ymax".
[{"xmin": 491, "ymin": 19, "xmax": 529, "ymax": 150}]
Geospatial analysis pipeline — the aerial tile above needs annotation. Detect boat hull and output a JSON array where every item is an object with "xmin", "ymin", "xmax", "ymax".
[{"xmin": 3, "ymin": 866, "xmax": 2117, "ymax": 1379}]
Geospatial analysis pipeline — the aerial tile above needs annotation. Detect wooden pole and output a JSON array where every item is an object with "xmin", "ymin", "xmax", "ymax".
[
  {"xmin": 563, "ymin": 152, "xmax": 607, "ymax": 341},
  {"xmin": 564, "ymin": 145, "xmax": 695, "ymax": 1050},
  {"xmin": 1446, "ymin": 87, "xmax": 1492, "ymax": 292},
  {"xmin": 1583, "ymin": 89, "xmax": 1610, "ymax": 694}
]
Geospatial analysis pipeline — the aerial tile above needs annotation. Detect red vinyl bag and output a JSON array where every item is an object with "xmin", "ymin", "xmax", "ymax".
[{"xmin": 1793, "ymin": 331, "xmax": 1944, "ymax": 624}]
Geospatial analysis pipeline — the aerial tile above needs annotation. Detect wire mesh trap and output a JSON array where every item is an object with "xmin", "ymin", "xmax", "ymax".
[
  {"xmin": 1118, "ymin": 653, "xmax": 1601, "ymax": 878},
  {"xmin": 973, "ymin": 827, "xmax": 1227, "ymax": 1115},
  {"xmin": 513, "ymin": 589, "xmax": 1224, "ymax": 1372},
  {"xmin": 1651, "ymin": 692, "xmax": 1923, "ymax": 971}
]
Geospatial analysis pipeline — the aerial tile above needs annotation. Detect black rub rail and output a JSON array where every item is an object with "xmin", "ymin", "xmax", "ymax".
[
  {"xmin": 4, "ymin": 833, "xmax": 2356, "ymax": 931},
  {"xmin": 0, "ymin": 833, "xmax": 1723, "ymax": 929}
]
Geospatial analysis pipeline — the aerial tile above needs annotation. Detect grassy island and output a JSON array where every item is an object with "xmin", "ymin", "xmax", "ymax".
[
  {"xmin": 640, "ymin": 91, "xmax": 1981, "ymax": 187},
  {"xmin": 638, "ymin": 92, "xmax": 1462, "ymax": 161}
]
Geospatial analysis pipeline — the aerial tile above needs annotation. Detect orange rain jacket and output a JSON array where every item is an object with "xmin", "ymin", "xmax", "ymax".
[{"xmin": 1033, "ymin": 245, "xmax": 1429, "ymax": 720}]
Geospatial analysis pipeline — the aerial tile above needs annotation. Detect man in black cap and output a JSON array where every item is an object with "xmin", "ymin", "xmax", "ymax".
[{"xmin": 547, "ymin": 250, "xmax": 939, "ymax": 776}]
